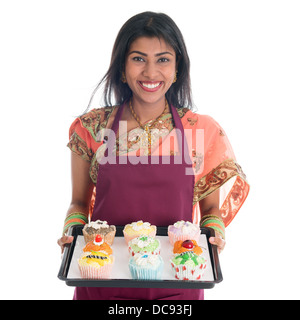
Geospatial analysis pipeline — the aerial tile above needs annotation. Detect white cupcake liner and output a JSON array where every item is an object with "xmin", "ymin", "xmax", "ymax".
[
  {"xmin": 170, "ymin": 259, "xmax": 207, "ymax": 281},
  {"xmin": 129, "ymin": 257, "xmax": 164, "ymax": 280},
  {"xmin": 128, "ymin": 247, "xmax": 161, "ymax": 257}
]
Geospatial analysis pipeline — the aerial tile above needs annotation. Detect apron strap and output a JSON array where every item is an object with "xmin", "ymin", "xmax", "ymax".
[{"xmin": 169, "ymin": 104, "xmax": 191, "ymax": 164}]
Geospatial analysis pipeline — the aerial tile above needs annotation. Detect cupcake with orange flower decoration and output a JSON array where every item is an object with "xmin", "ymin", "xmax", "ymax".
[
  {"xmin": 173, "ymin": 239, "xmax": 203, "ymax": 256},
  {"xmin": 83, "ymin": 234, "xmax": 113, "ymax": 256},
  {"xmin": 78, "ymin": 235, "xmax": 114, "ymax": 279}
]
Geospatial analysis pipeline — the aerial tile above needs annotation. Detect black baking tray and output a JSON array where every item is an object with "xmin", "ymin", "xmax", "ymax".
[{"xmin": 58, "ymin": 225, "xmax": 223, "ymax": 289}]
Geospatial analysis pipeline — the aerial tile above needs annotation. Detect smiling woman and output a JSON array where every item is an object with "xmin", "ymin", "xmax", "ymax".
[
  {"xmin": 124, "ymin": 37, "xmax": 176, "ymax": 119},
  {"xmin": 59, "ymin": 11, "xmax": 249, "ymax": 301},
  {"xmin": 88, "ymin": 11, "xmax": 193, "ymax": 111}
]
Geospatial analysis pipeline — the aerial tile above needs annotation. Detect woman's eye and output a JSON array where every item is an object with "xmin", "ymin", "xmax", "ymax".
[
  {"xmin": 133, "ymin": 57, "xmax": 145, "ymax": 62},
  {"xmin": 158, "ymin": 57, "xmax": 169, "ymax": 63}
]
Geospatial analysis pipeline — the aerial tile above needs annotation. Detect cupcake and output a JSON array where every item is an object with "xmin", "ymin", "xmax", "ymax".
[
  {"xmin": 170, "ymin": 252, "xmax": 207, "ymax": 281},
  {"xmin": 173, "ymin": 239, "xmax": 203, "ymax": 256},
  {"xmin": 82, "ymin": 220, "xmax": 116, "ymax": 245},
  {"xmin": 128, "ymin": 235, "xmax": 161, "ymax": 257},
  {"xmin": 83, "ymin": 234, "xmax": 113, "ymax": 256},
  {"xmin": 129, "ymin": 253, "xmax": 164, "ymax": 280},
  {"xmin": 123, "ymin": 220, "xmax": 156, "ymax": 244},
  {"xmin": 168, "ymin": 220, "xmax": 201, "ymax": 245},
  {"xmin": 78, "ymin": 251, "xmax": 114, "ymax": 279}
]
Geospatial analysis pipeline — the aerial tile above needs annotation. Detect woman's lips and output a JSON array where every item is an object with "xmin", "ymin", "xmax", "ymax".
[{"xmin": 138, "ymin": 81, "xmax": 163, "ymax": 92}]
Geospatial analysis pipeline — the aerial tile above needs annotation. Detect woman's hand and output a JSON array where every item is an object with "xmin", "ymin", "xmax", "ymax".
[
  {"xmin": 57, "ymin": 235, "xmax": 74, "ymax": 254},
  {"xmin": 209, "ymin": 231, "xmax": 226, "ymax": 254}
]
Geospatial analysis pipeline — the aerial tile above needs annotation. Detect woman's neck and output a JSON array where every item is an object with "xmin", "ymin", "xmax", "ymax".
[{"xmin": 130, "ymin": 96, "xmax": 168, "ymax": 124}]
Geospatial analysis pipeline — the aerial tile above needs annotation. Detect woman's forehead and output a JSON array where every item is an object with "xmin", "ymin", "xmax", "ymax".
[{"xmin": 128, "ymin": 36, "xmax": 175, "ymax": 55}]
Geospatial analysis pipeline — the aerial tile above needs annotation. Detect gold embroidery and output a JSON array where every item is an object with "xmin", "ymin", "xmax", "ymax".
[
  {"xmin": 193, "ymin": 159, "xmax": 249, "ymax": 227},
  {"xmin": 219, "ymin": 129, "xmax": 225, "ymax": 136},
  {"xmin": 90, "ymin": 153, "xmax": 99, "ymax": 184},
  {"xmin": 192, "ymin": 150, "xmax": 204, "ymax": 174},
  {"xmin": 193, "ymin": 159, "xmax": 247, "ymax": 204},
  {"xmin": 68, "ymin": 132, "xmax": 93, "ymax": 162},
  {"xmin": 187, "ymin": 118, "xmax": 198, "ymax": 126},
  {"xmin": 220, "ymin": 175, "xmax": 249, "ymax": 225},
  {"xmin": 176, "ymin": 107, "xmax": 190, "ymax": 118}
]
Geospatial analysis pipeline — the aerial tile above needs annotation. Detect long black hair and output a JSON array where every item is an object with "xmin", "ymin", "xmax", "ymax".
[{"xmin": 87, "ymin": 12, "xmax": 193, "ymax": 111}]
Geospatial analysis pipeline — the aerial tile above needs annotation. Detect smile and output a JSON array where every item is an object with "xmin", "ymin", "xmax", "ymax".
[{"xmin": 138, "ymin": 81, "xmax": 163, "ymax": 92}]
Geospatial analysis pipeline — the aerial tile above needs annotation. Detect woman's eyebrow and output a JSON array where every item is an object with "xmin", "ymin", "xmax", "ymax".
[
  {"xmin": 128, "ymin": 50, "xmax": 174, "ymax": 57},
  {"xmin": 156, "ymin": 51, "xmax": 174, "ymax": 56}
]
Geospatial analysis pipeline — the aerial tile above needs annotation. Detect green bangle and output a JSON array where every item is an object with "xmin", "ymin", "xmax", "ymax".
[
  {"xmin": 64, "ymin": 212, "xmax": 88, "ymax": 224},
  {"xmin": 200, "ymin": 215, "xmax": 225, "ymax": 240},
  {"xmin": 200, "ymin": 214, "xmax": 224, "ymax": 224},
  {"xmin": 62, "ymin": 212, "xmax": 88, "ymax": 235},
  {"xmin": 204, "ymin": 224, "xmax": 225, "ymax": 240},
  {"xmin": 201, "ymin": 219, "xmax": 225, "ymax": 230}
]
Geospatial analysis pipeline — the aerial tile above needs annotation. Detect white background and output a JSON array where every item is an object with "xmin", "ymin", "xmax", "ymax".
[{"xmin": 0, "ymin": 0, "xmax": 299, "ymax": 300}]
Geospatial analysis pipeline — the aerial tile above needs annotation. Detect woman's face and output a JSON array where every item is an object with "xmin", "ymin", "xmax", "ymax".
[{"xmin": 124, "ymin": 36, "xmax": 177, "ymax": 106}]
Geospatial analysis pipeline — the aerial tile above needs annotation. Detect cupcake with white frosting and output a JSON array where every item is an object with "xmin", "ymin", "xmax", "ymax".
[
  {"xmin": 129, "ymin": 253, "xmax": 164, "ymax": 280},
  {"xmin": 128, "ymin": 235, "xmax": 161, "ymax": 257},
  {"xmin": 82, "ymin": 220, "xmax": 116, "ymax": 245},
  {"xmin": 168, "ymin": 220, "xmax": 201, "ymax": 246},
  {"xmin": 123, "ymin": 220, "xmax": 156, "ymax": 244}
]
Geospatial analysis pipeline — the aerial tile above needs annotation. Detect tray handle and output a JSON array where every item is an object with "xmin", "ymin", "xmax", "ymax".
[{"xmin": 57, "ymin": 226, "xmax": 77, "ymax": 281}]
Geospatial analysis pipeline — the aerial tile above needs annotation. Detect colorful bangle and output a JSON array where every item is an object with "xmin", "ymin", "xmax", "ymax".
[
  {"xmin": 200, "ymin": 215, "xmax": 226, "ymax": 240},
  {"xmin": 63, "ymin": 212, "xmax": 88, "ymax": 235},
  {"xmin": 200, "ymin": 214, "xmax": 224, "ymax": 222}
]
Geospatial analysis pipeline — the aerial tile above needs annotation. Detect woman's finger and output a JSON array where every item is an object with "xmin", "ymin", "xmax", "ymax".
[
  {"xmin": 209, "ymin": 236, "xmax": 226, "ymax": 254},
  {"xmin": 57, "ymin": 236, "xmax": 74, "ymax": 254}
]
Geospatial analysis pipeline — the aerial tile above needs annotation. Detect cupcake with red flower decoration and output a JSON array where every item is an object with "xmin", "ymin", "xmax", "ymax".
[
  {"xmin": 82, "ymin": 220, "xmax": 116, "ymax": 245},
  {"xmin": 173, "ymin": 239, "xmax": 203, "ymax": 256}
]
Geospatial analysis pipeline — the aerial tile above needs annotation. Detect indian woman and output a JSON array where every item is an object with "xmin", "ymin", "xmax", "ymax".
[{"xmin": 57, "ymin": 11, "xmax": 249, "ymax": 300}]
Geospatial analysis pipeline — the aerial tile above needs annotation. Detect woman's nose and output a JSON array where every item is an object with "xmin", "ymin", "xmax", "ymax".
[{"xmin": 142, "ymin": 62, "xmax": 158, "ymax": 79}]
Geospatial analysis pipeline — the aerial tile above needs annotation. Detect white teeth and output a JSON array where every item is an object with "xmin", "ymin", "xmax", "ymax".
[{"xmin": 141, "ymin": 82, "xmax": 161, "ymax": 89}]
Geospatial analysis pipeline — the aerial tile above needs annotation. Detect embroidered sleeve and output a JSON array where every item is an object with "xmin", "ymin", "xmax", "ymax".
[
  {"xmin": 67, "ymin": 108, "xmax": 104, "ymax": 162},
  {"xmin": 68, "ymin": 130, "xmax": 93, "ymax": 162},
  {"xmin": 192, "ymin": 115, "xmax": 250, "ymax": 227},
  {"xmin": 67, "ymin": 107, "xmax": 114, "ymax": 163}
]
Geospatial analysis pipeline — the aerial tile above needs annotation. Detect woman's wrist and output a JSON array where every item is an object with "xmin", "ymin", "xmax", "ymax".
[
  {"xmin": 200, "ymin": 214, "xmax": 225, "ymax": 240},
  {"xmin": 62, "ymin": 212, "xmax": 88, "ymax": 235}
]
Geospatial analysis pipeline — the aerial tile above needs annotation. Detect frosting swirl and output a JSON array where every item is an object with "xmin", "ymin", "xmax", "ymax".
[
  {"xmin": 87, "ymin": 220, "xmax": 109, "ymax": 229},
  {"xmin": 130, "ymin": 235, "xmax": 155, "ymax": 248},
  {"xmin": 133, "ymin": 253, "xmax": 160, "ymax": 267},
  {"xmin": 170, "ymin": 220, "xmax": 199, "ymax": 235},
  {"xmin": 131, "ymin": 221, "xmax": 151, "ymax": 231}
]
